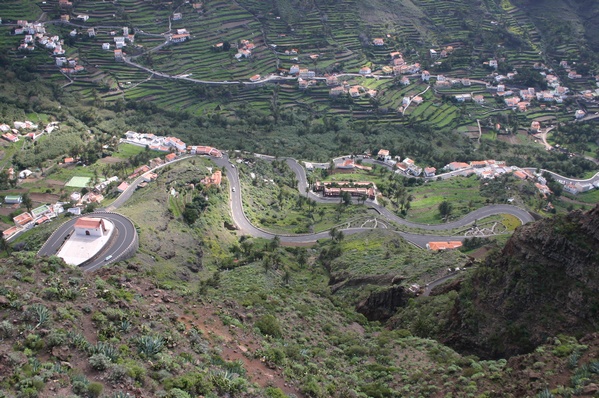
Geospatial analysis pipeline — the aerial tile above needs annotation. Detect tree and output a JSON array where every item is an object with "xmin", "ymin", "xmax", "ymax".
[
  {"xmin": 269, "ymin": 236, "xmax": 280, "ymax": 251},
  {"xmin": 329, "ymin": 227, "xmax": 344, "ymax": 243},
  {"xmin": 438, "ymin": 200, "xmax": 453, "ymax": 221},
  {"xmin": 22, "ymin": 193, "xmax": 32, "ymax": 213},
  {"xmin": 341, "ymin": 191, "xmax": 352, "ymax": 206},
  {"xmin": 0, "ymin": 236, "xmax": 11, "ymax": 256}
]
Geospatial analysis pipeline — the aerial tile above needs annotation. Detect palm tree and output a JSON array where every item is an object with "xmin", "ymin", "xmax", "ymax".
[{"xmin": 22, "ymin": 193, "xmax": 33, "ymax": 213}]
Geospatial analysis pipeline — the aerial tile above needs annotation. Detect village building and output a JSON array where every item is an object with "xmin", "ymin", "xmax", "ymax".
[
  {"xmin": 424, "ymin": 167, "xmax": 436, "ymax": 177},
  {"xmin": 4, "ymin": 195, "xmax": 22, "ymax": 204},
  {"xmin": 13, "ymin": 212, "xmax": 33, "ymax": 227},
  {"xmin": 329, "ymin": 86, "xmax": 345, "ymax": 96},
  {"xmin": 445, "ymin": 162, "xmax": 470, "ymax": 171},
  {"xmin": 298, "ymin": 69, "xmax": 315, "ymax": 79},
  {"xmin": 427, "ymin": 241, "xmax": 463, "ymax": 251},
  {"xmin": 74, "ymin": 217, "xmax": 106, "ymax": 237},
  {"xmin": 377, "ymin": 149, "xmax": 391, "ymax": 161},
  {"xmin": 373, "ymin": 38, "xmax": 384, "ymax": 46},
  {"xmin": 117, "ymin": 182, "xmax": 129, "ymax": 192},
  {"xmin": 326, "ymin": 75, "xmax": 338, "ymax": 86},
  {"xmin": 3, "ymin": 226, "xmax": 20, "ymax": 240},
  {"xmin": 359, "ymin": 66, "xmax": 371, "ymax": 75},
  {"xmin": 512, "ymin": 170, "xmax": 529, "ymax": 180},
  {"xmin": 165, "ymin": 153, "xmax": 177, "ymax": 162},
  {"xmin": 201, "ymin": 170, "xmax": 222, "ymax": 187},
  {"xmin": 170, "ymin": 32, "xmax": 190, "ymax": 43},
  {"xmin": 187, "ymin": 145, "xmax": 222, "ymax": 157},
  {"xmin": 535, "ymin": 183, "xmax": 552, "ymax": 196},
  {"xmin": 298, "ymin": 78, "xmax": 309, "ymax": 89},
  {"xmin": 2, "ymin": 133, "xmax": 19, "ymax": 142}
]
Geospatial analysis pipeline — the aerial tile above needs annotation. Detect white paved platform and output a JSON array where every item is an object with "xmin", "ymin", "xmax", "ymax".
[{"xmin": 57, "ymin": 220, "xmax": 115, "ymax": 266}]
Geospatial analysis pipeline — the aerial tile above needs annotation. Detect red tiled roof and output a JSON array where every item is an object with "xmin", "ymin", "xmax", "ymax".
[
  {"xmin": 74, "ymin": 217, "xmax": 104, "ymax": 229},
  {"xmin": 13, "ymin": 212, "xmax": 33, "ymax": 226},
  {"xmin": 428, "ymin": 241, "xmax": 463, "ymax": 251}
]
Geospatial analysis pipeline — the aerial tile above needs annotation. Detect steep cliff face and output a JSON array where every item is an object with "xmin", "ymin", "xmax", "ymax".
[
  {"xmin": 446, "ymin": 205, "xmax": 599, "ymax": 358},
  {"xmin": 356, "ymin": 285, "xmax": 413, "ymax": 322}
]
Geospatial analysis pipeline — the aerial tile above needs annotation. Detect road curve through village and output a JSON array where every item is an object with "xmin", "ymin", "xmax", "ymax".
[
  {"xmin": 40, "ymin": 152, "xmax": 538, "ymax": 269},
  {"xmin": 206, "ymin": 155, "xmax": 534, "ymax": 247}
]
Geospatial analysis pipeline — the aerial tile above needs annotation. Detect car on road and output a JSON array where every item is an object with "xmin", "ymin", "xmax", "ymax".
[
  {"xmin": 232, "ymin": 187, "xmax": 236, "ymax": 192},
  {"xmin": 105, "ymin": 255, "xmax": 113, "ymax": 261}
]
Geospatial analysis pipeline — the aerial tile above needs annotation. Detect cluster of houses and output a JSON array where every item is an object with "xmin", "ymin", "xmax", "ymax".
[
  {"xmin": 559, "ymin": 60, "xmax": 582, "ymax": 80},
  {"xmin": 1, "ymin": 121, "xmax": 58, "ymax": 143},
  {"xmin": 562, "ymin": 180, "xmax": 599, "ymax": 195},
  {"xmin": 108, "ymin": 27, "xmax": 137, "ymax": 61},
  {"xmin": 2, "ymin": 199, "xmax": 64, "ymax": 240},
  {"xmin": 377, "ymin": 149, "xmax": 434, "ymax": 177},
  {"xmin": 328, "ymin": 79, "xmax": 377, "ymax": 98},
  {"xmin": 13, "ymin": 20, "xmax": 47, "ymax": 52},
  {"xmin": 11, "ymin": 19, "xmax": 88, "ymax": 74},
  {"xmin": 122, "ymin": 131, "xmax": 223, "ymax": 158},
  {"xmin": 234, "ymin": 39, "xmax": 255, "ymax": 60},
  {"xmin": 386, "ymin": 51, "xmax": 421, "ymax": 76}
]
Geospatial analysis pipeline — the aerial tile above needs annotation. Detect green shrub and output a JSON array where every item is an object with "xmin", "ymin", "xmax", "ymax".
[
  {"xmin": 255, "ymin": 314, "xmax": 282, "ymax": 338},
  {"xmin": 87, "ymin": 382, "xmax": 104, "ymax": 398},
  {"xmin": 89, "ymin": 354, "xmax": 111, "ymax": 371},
  {"xmin": 265, "ymin": 387, "xmax": 288, "ymax": 398},
  {"xmin": 107, "ymin": 364, "xmax": 128, "ymax": 383},
  {"xmin": 168, "ymin": 388, "xmax": 192, "ymax": 398},
  {"xmin": 0, "ymin": 320, "xmax": 14, "ymax": 338}
]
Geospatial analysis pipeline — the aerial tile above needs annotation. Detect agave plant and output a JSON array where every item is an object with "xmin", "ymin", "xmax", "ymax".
[
  {"xmin": 29, "ymin": 304, "xmax": 50, "ymax": 329},
  {"xmin": 136, "ymin": 335, "xmax": 164, "ymax": 357},
  {"xmin": 119, "ymin": 319, "xmax": 132, "ymax": 333},
  {"xmin": 67, "ymin": 331, "xmax": 91, "ymax": 351},
  {"xmin": 536, "ymin": 389, "xmax": 554, "ymax": 398},
  {"xmin": 90, "ymin": 342, "xmax": 119, "ymax": 362}
]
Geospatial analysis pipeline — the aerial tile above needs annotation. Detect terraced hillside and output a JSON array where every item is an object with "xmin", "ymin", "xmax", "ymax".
[{"xmin": 1, "ymin": 0, "xmax": 597, "ymax": 134}]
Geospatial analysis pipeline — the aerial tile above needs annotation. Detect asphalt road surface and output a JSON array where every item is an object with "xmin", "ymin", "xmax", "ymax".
[
  {"xmin": 38, "ymin": 213, "xmax": 136, "ymax": 271},
  {"xmin": 211, "ymin": 155, "xmax": 534, "ymax": 247},
  {"xmin": 40, "ymin": 153, "xmax": 536, "ymax": 270}
]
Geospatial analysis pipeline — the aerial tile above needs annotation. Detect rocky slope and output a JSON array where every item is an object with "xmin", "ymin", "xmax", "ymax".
[{"xmin": 446, "ymin": 204, "xmax": 599, "ymax": 358}]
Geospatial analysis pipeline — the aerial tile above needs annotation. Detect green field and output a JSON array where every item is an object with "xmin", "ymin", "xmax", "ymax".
[{"xmin": 65, "ymin": 176, "xmax": 91, "ymax": 188}]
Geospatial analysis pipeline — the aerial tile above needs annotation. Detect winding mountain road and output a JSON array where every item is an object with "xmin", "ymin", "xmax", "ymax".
[
  {"xmin": 208, "ymin": 155, "xmax": 534, "ymax": 247},
  {"xmin": 97, "ymin": 152, "xmax": 534, "ymax": 248}
]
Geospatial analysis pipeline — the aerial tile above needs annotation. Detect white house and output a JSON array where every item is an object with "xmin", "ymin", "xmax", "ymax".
[
  {"xmin": 74, "ymin": 217, "xmax": 106, "ymax": 237},
  {"xmin": 102, "ymin": 43, "xmax": 111, "ymax": 50},
  {"xmin": 424, "ymin": 167, "xmax": 436, "ymax": 177}
]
